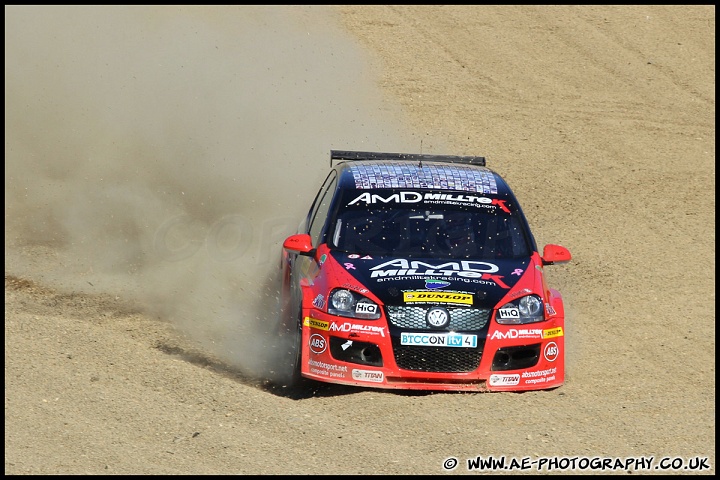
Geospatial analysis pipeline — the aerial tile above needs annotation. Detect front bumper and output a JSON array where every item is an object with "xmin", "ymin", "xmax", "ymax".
[{"xmin": 299, "ymin": 308, "xmax": 565, "ymax": 392}]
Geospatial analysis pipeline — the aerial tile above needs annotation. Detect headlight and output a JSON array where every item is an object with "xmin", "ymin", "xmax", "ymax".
[
  {"xmin": 496, "ymin": 294, "xmax": 544, "ymax": 324},
  {"xmin": 328, "ymin": 288, "xmax": 381, "ymax": 319}
]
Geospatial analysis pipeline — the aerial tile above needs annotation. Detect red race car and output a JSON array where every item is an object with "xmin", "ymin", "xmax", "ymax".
[{"xmin": 270, "ymin": 150, "xmax": 571, "ymax": 392}]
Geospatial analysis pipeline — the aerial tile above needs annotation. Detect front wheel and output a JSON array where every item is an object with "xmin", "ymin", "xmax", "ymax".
[
  {"xmin": 265, "ymin": 283, "xmax": 304, "ymax": 391},
  {"xmin": 269, "ymin": 332, "xmax": 301, "ymax": 389}
]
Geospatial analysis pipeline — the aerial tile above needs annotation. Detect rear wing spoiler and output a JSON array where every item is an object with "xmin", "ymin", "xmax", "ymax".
[{"xmin": 330, "ymin": 150, "xmax": 486, "ymax": 167}]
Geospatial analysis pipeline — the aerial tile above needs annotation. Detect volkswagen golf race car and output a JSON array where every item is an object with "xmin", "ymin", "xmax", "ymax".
[{"xmin": 272, "ymin": 150, "xmax": 571, "ymax": 392}]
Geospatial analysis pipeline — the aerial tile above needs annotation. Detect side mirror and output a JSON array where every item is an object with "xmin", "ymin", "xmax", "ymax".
[
  {"xmin": 541, "ymin": 244, "xmax": 571, "ymax": 265},
  {"xmin": 283, "ymin": 233, "xmax": 315, "ymax": 257}
]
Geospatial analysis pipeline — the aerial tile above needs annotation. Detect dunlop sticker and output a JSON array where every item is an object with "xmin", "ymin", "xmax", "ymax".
[
  {"xmin": 403, "ymin": 291, "xmax": 473, "ymax": 305},
  {"xmin": 543, "ymin": 327, "xmax": 564, "ymax": 339},
  {"xmin": 304, "ymin": 317, "xmax": 330, "ymax": 331}
]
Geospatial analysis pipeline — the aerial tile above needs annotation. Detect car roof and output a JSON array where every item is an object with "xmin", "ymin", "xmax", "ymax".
[{"xmin": 333, "ymin": 159, "xmax": 514, "ymax": 197}]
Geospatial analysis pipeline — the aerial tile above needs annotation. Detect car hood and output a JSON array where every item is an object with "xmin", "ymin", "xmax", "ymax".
[{"xmin": 329, "ymin": 251, "xmax": 532, "ymax": 308}]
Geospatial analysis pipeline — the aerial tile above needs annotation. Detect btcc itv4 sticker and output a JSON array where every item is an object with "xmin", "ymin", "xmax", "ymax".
[
  {"xmin": 401, "ymin": 332, "xmax": 477, "ymax": 348},
  {"xmin": 403, "ymin": 291, "xmax": 473, "ymax": 305}
]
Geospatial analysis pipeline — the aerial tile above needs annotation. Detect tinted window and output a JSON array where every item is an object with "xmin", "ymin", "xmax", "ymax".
[
  {"xmin": 308, "ymin": 176, "xmax": 337, "ymax": 247},
  {"xmin": 302, "ymin": 171, "xmax": 336, "ymax": 234},
  {"xmin": 329, "ymin": 189, "xmax": 531, "ymax": 259}
]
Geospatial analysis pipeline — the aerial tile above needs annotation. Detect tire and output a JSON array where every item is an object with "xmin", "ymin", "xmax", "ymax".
[
  {"xmin": 268, "ymin": 317, "xmax": 302, "ymax": 389},
  {"xmin": 266, "ymin": 272, "xmax": 304, "ymax": 391}
]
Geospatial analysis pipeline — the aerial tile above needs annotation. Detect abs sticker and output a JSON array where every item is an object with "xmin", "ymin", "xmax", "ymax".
[
  {"xmin": 403, "ymin": 291, "xmax": 473, "ymax": 305},
  {"xmin": 309, "ymin": 334, "xmax": 327, "ymax": 354},
  {"xmin": 489, "ymin": 374, "xmax": 520, "ymax": 386},
  {"xmin": 544, "ymin": 341, "xmax": 559, "ymax": 362}
]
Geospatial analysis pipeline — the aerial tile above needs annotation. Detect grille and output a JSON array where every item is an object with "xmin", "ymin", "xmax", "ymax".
[
  {"xmin": 392, "ymin": 340, "xmax": 483, "ymax": 373},
  {"xmin": 386, "ymin": 305, "xmax": 491, "ymax": 330}
]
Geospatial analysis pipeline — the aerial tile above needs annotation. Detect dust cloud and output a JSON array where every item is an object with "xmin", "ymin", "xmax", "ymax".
[{"xmin": 4, "ymin": 6, "xmax": 424, "ymax": 380}]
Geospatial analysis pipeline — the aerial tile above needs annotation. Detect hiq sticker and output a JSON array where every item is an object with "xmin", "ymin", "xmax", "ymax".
[
  {"xmin": 355, "ymin": 303, "xmax": 377, "ymax": 314},
  {"xmin": 497, "ymin": 307, "xmax": 520, "ymax": 319}
]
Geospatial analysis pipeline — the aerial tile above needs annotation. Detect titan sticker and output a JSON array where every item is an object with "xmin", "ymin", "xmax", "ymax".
[
  {"xmin": 351, "ymin": 369, "xmax": 384, "ymax": 383},
  {"xmin": 489, "ymin": 374, "xmax": 520, "ymax": 386}
]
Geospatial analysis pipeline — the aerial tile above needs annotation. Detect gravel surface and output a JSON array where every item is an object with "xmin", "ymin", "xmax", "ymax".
[{"xmin": 5, "ymin": 5, "xmax": 715, "ymax": 475}]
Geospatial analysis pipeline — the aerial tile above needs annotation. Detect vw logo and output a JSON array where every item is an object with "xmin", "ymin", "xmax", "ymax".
[{"xmin": 426, "ymin": 307, "xmax": 450, "ymax": 329}]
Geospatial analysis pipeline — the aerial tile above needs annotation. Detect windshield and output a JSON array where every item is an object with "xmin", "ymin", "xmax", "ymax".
[{"xmin": 330, "ymin": 205, "xmax": 531, "ymax": 259}]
